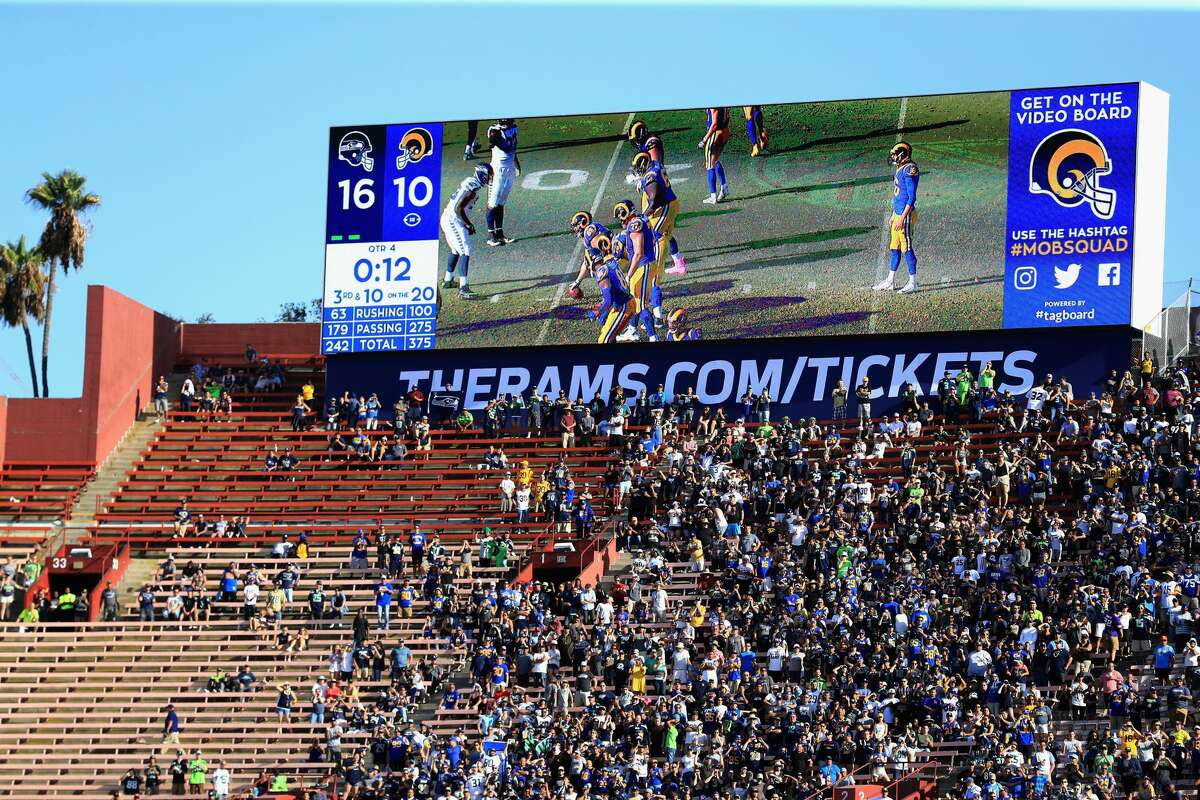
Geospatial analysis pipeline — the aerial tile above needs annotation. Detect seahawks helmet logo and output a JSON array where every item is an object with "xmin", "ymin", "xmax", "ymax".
[
  {"xmin": 338, "ymin": 131, "xmax": 374, "ymax": 172},
  {"xmin": 396, "ymin": 127, "xmax": 434, "ymax": 170},
  {"xmin": 1028, "ymin": 129, "xmax": 1115, "ymax": 220}
]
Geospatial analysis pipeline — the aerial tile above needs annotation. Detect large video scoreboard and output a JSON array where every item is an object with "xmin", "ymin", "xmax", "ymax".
[{"xmin": 321, "ymin": 82, "xmax": 1167, "ymax": 357}]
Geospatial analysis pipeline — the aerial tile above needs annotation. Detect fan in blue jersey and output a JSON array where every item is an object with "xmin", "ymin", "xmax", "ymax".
[{"xmin": 873, "ymin": 141, "xmax": 920, "ymax": 294}]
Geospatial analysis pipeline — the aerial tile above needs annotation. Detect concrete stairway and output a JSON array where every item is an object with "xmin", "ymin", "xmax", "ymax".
[{"xmin": 62, "ymin": 416, "xmax": 163, "ymax": 540}]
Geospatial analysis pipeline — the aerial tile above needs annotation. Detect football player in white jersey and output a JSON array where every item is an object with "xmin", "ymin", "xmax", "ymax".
[
  {"xmin": 485, "ymin": 118, "xmax": 520, "ymax": 246},
  {"xmin": 440, "ymin": 163, "xmax": 492, "ymax": 299}
]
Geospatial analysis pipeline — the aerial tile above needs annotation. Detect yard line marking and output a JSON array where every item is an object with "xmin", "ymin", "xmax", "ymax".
[
  {"xmin": 536, "ymin": 111, "xmax": 636, "ymax": 346},
  {"xmin": 869, "ymin": 96, "xmax": 908, "ymax": 334}
]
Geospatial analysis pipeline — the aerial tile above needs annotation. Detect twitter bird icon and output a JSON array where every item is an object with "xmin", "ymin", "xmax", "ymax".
[{"xmin": 1053, "ymin": 263, "xmax": 1082, "ymax": 289}]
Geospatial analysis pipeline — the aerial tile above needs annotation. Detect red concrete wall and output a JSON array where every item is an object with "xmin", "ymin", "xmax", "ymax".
[
  {"xmin": 0, "ymin": 285, "xmax": 180, "ymax": 467},
  {"xmin": 0, "ymin": 397, "xmax": 7, "ymax": 463},
  {"xmin": 4, "ymin": 398, "xmax": 90, "ymax": 461},
  {"xmin": 178, "ymin": 322, "xmax": 319, "ymax": 362},
  {"xmin": 81, "ymin": 286, "xmax": 179, "ymax": 465}
]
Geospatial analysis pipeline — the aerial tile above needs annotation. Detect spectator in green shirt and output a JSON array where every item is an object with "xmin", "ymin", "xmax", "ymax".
[
  {"xmin": 187, "ymin": 751, "xmax": 207, "ymax": 795},
  {"xmin": 956, "ymin": 367, "xmax": 974, "ymax": 405},
  {"xmin": 980, "ymin": 361, "xmax": 997, "ymax": 391}
]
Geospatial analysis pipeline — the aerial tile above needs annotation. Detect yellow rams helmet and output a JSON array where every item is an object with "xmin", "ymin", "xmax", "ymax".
[
  {"xmin": 628, "ymin": 120, "xmax": 648, "ymax": 144},
  {"xmin": 668, "ymin": 308, "xmax": 688, "ymax": 330},
  {"xmin": 397, "ymin": 127, "xmax": 434, "ymax": 169},
  {"xmin": 613, "ymin": 199, "xmax": 637, "ymax": 224},
  {"xmin": 570, "ymin": 211, "xmax": 592, "ymax": 234},
  {"xmin": 888, "ymin": 141, "xmax": 912, "ymax": 167},
  {"xmin": 1029, "ymin": 129, "xmax": 1115, "ymax": 219},
  {"xmin": 631, "ymin": 151, "xmax": 653, "ymax": 176}
]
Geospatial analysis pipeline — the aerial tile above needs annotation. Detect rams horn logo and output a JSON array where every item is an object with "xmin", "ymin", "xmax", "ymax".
[
  {"xmin": 1029, "ymin": 129, "xmax": 1115, "ymax": 220},
  {"xmin": 338, "ymin": 131, "xmax": 374, "ymax": 172},
  {"xmin": 396, "ymin": 127, "xmax": 434, "ymax": 170}
]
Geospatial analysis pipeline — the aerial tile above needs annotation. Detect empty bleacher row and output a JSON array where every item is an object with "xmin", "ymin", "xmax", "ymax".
[{"xmin": 0, "ymin": 462, "xmax": 94, "ymax": 521}]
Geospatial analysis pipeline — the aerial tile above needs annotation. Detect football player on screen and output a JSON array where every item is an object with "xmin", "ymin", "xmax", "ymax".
[
  {"xmin": 440, "ymin": 163, "xmax": 492, "ymax": 300},
  {"xmin": 873, "ymin": 141, "xmax": 920, "ymax": 294},
  {"xmin": 666, "ymin": 308, "xmax": 701, "ymax": 341},
  {"xmin": 613, "ymin": 198, "xmax": 660, "ymax": 343},
  {"xmin": 699, "ymin": 107, "xmax": 731, "ymax": 204},
  {"xmin": 585, "ymin": 235, "xmax": 637, "ymax": 345},
  {"xmin": 626, "ymin": 120, "xmax": 686, "ymax": 273},
  {"xmin": 744, "ymin": 106, "xmax": 769, "ymax": 157},
  {"xmin": 632, "ymin": 153, "xmax": 686, "ymax": 283},
  {"xmin": 565, "ymin": 211, "xmax": 611, "ymax": 300},
  {"xmin": 485, "ymin": 118, "xmax": 520, "ymax": 246}
]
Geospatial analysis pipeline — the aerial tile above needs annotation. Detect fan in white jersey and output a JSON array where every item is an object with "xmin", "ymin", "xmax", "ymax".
[
  {"xmin": 440, "ymin": 163, "xmax": 492, "ymax": 300},
  {"xmin": 485, "ymin": 118, "xmax": 520, "ymax": 246}
]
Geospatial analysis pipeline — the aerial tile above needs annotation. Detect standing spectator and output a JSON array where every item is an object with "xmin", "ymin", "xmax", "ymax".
[
  {"xmin": 210, "ymin": 761, "xmax": 230, "ymax": 800},
  {"xmin": 100, "ymin": 581, "xmax": 119, "ymax": 622},
  {"xmin": 186, "ymin": 750, "xmax": 207, "ymax": 796},
  {"xmin": 179, "ymin": 376, "xmax": 195, "ymax": 414},
  {"xmin": 375, "ymin": 578, "xmax": 393, "ymax": 630},
  {"xmin": 856, "ymin": 377, "xmax": 872, "ymax": 428},
  {"xmin": 560, "ymin": 407, "xmax": 577, "ymax": 449},
  {"xmin": 153, "ymin": 376, "xmax": 170, "ymax": 421},
  {"xmin": 831, "ymin": 379, "xmax": 848, "ymax": 421}
]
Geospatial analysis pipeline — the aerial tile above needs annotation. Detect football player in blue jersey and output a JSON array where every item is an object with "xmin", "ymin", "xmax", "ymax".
[
  {"xmin": 627, "ymin": 121, "xmax": 686, "ymax": 274},
  {"xmin": 566, "ymin": 211, "xmax": 611, "ymax": 300},
  {"xmin": 666, "ymin": 308, "xmax": 701, "ymax": 341},
  {"xmin": 873, "ymin": 141, "xmax": 920, "ymax": 294},
  {"xmin": 632, "ymin": 153, "xmax": 686, "ymax": 283},
  {"xmin": 613, "ymin": 199, "xmax": 659, "ymax": 343},
  {"xmin": 744, "ymin": 106, "xmax": 769, "ymax": 157},
  {"xmin": 439, "ymin": 163, "xmax": 492, "ymax": 300},
  {"xmin": 585, "ymin": 235, "xmax": 637, "ymax": 345},
  {"xmin": 485, "ymin": 119, "xmax": 520, "ymax": 246},
  {"xmin": 699, "ymin": 107, "xmax": 731, "ymax": 204}
]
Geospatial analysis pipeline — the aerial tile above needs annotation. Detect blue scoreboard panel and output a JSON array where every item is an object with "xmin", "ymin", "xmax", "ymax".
[{"xmin": 322, "ymin": 123, "xmax": 444, "ymax": 355}]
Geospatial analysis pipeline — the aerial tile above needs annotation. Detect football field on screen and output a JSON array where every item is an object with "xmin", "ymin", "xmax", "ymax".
[{"xmin": 433, "ymin": 92, "xmax": 1009, "ymax": 350}]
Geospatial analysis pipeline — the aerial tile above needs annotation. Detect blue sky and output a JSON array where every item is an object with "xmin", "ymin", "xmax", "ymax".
[{"xmin": 0, "ymin": 1, "xmax": 1196, "ymax": 397}]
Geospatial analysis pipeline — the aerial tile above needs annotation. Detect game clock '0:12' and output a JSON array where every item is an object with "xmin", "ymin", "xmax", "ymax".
[{"xmin": 353, "ymin": 257, "xmax": 410, "ymax": 283}]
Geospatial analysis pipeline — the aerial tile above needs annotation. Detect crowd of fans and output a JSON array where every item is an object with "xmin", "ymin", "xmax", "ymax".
[{"xmin": 106, "ymin": 352, "xmax": 1200, "ymax": 800}]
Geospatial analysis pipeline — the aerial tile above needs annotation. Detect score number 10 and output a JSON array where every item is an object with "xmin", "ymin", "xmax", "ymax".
[{"xmin": 337, "ymin": 177, "xmax": 434, "ymax": 211}]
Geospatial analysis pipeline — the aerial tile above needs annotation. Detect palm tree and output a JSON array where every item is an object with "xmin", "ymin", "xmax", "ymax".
[
  {"xmin": 0, "ymin": 236, "xmax": 47, "ymax": 396},
  {"xmin": 25, "ymin": 170, "xmax": 101, "ymax": 396}
]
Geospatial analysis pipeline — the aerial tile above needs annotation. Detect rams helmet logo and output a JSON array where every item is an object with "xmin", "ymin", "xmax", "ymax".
[
  {"xmin": 668, "ymin": 308, "xmax": 688, "ymax": 330},
  {"xmin": 396, "ymin": 128, "xmax": 434, "ymax": 170},
  {"xmin": 1029, "ymin": 129, "xmax": 1115, "ymax": 220},
  {"xmin": 631, "ymin": 152, "xmax": 653, "ymax": 176},
  {"xmin": 591, "ymin": 233, "xmax": 613, "ymax": 256},
  {"xmin": 570, "ymin": 211, "xmax": 592, "ymax": 234},
  {"xmin": 338, "ymin": 131, "xmax": 374, "ymax": 172},
  {"xmin": 888, "ymin": 142, "xmax": 912, "ymax": 167},
  {"xmin": 613, "ymin": 199, "xmax": 636, "ymax": 224},
  {"xmin": 628, "ymin": 120, "xmax": 648, "ymax": 144}
]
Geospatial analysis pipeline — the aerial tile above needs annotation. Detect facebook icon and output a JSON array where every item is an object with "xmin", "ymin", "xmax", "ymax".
[{"xmin": 1099, "ymin": 263, "xmax": 1121, "ymax": 286}]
